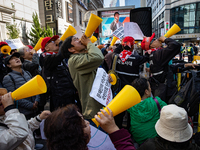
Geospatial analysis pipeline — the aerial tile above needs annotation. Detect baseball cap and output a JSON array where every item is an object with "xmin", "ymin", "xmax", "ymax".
[
  {"xmin": 141, "ymin": 33, "xmax": 155, "ymax": 50},
  {"xmin": 41, "ymin": 35, "xmax": 59, "ymax": 51}
]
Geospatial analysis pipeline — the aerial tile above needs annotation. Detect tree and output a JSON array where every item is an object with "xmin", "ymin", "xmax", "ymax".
[
  {"xmin": 43, "ymin": 25, "xmax": 54, "ymax": 37},
  {"xmin": 6, "ymin": 23, "xmax": 20, "ymax": 39},
  {"xmin": 26, "ymin": 12, "xmax": 45, "ymax": 46},
  {"xmin": 6, "ymin": 3, "xmax": 20, "ymax": 39}
]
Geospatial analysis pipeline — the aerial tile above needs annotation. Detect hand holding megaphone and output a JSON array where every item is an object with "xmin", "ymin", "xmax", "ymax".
[
  {"xmin": 158, "ymin": 35, "xmax": 166, "ymax": 43},
  {"xmin": 1, "ymin": 92, "xmax": 14, "ymax": 109},
  {"xmin": 95, "ymin": 107, "xmax": 119, "ymax": 134},
  {"xmin": 80, "ymin": 34, "xmax": 91, "ymax": 46}
]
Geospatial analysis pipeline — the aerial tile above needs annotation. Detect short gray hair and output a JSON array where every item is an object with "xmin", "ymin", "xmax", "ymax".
[{"xmin": 17, "ymin": 46, "xmax": 28, "ymax": 57}]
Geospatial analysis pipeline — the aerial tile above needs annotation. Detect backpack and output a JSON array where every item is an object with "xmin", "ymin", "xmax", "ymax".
[{"xmin": 169, "ymin": 70, "xmax": 200, "ymax": 116}]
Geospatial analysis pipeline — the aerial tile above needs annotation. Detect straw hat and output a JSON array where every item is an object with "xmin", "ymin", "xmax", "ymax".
[{"xmin": 155, "ymin": 104, "xmax": 193, "ymax": 142}]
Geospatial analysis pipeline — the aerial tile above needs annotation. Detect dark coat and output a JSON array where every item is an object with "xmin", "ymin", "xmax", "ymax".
[
  {"xmin": 138, "ymin": 137, "xmax": 200, "ymax": 150},
  {"xmin": 42, "ymin": 50, "xmax": 79, "ymax": 111}
]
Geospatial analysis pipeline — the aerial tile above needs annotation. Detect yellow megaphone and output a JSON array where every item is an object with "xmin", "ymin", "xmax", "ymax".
[
  {"xmin": 1, "ymin": 45, "xmax": 11, "ymax": 54},
  {"xmin": 85, "ymin": 14, "xmax": 103, "ymax": 38},
  {"xmin": 92, "ymin": 85, "xmax": 141, "ymax": 127},
  {"xmin": 11, "ymin": 75, "xmax": 47, "ymax": 100},
  {"xmin": 90, "ymin": 36, "xmax": 97, "ymax": 43},
  {"xmin": 60, "ymin": 25, "xmax": 77, "ymax": 41},
  {"xmin": 164, "ymin": 23, "xmax": 181, "ymax": 38},
  {"xmin": 111, "ymin": 36, "xmax": 118, "ymax": 46},
  {"xmin": 34, "ymin": 37, "xmax": 43, "ymax": 51}
]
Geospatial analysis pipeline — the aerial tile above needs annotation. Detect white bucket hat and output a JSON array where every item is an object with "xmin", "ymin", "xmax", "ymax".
[{"xmin": 155, "ymin": 104, "xmax": 193, "ymax": 142}]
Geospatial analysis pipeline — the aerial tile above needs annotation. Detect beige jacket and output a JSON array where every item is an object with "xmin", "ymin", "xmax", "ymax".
[
  {"xmin": 68, "ymin": 42, "xmax": 104, "ymax": 119},
  {"xmin": 0, "ymin": 108, "xmax": 41, "ymax": 150}
]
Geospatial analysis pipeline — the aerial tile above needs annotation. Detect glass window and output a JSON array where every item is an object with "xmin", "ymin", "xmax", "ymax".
[
  {"xmin": 190, "ymin": 11, "xmax": 195, "ymax": 21},
  {"xmin": 197, "ymin": 3, "xmax": 200, "ymax": 9},
  {"xmin": 190, "ymin": 4, "xmax": 196, "ymax": 11},
  {"xmin": 162, "ymin": 11, "xmax": 164, "ymax": 18},
  {"xmin": 183, "ymin": 29, "xmax": 188, "ymax": 34},
  {"xmin": 175, "ymin": 7, "xmax": 179, "ymax": 12},
  {"xmin": 184, "ymin": 9, "xmax": 189, "ymax": 22},
  {"xmin": 189, "ymin": 28, "xmax": 194, "ymax": 34},
  {"xmin": 189, "ymin": 21, "xmax": 195, "ymax": 26},
  {"xmin": 184, "ymin": 5, "xmax": 190, "ymax": 12},
  {"xmin": 196, "ymin": 10, "xmax": 200, "ymax": 20},
  {"xmin": 184, "ymin": 22, "xmax": 189, "ymax": 27},
  {"xmin": 79, "ymin": 10, "xmax": 82, "ymax": 25}
]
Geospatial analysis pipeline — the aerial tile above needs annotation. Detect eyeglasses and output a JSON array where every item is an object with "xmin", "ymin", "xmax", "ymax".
[{"xmin": 45, "ymin": 40, "xmax": 55, "ymax": 47}]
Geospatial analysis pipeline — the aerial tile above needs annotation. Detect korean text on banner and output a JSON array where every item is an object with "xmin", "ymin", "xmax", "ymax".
[{"xmin": 90, "ymin": 68, "xmax": 113, "ymax": 106}]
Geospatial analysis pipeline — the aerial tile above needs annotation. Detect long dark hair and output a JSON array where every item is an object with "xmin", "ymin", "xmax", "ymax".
[{"xmin": 44, "ymin": 104, "xmax": 89, "ymax": 150}]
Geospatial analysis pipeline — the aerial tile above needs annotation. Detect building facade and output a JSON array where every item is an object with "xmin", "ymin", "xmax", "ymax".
[
  {"xmin": 147, "ymin": 0, "xmax": 200, "ymax": 44},
  {"xmin": 0, "ymin": 0, "xmax": 39, "ymax": 44}
]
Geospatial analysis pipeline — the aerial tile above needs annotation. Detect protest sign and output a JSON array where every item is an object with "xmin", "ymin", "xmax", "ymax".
[
  {"xmin": 112, "ymin": 26, "xmax": 124, "ymax": 40},
  {"xmin": 90, "ymin": 68, "xmax": 113, "ymax": 106},
  {"xmin": 124, "ymin": 22, "xmax": 144, "ymax": 40},
  {"xmin": 5, "ymin": 38, "xmax": 24, "ymax": 49}
]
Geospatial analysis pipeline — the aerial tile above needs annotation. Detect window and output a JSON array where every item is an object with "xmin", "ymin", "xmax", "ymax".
[
  {"xmin": 162, "ymin": 11, "xmax": 164, "ymax": 18},
  {"xmin": 79, "ymin": 10, "xmax": 82, "ymax": 25},
  {"xmin": 66, "ymin": 2, "xmax": 73, "ymax": 22}
]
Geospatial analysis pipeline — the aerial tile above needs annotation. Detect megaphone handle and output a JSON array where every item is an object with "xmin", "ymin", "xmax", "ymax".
[{"xmin": 92, "ymin": 107, "xmax": 110, "ymax": 127}]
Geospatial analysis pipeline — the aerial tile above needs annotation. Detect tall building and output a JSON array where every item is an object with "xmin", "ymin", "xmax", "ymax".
[
  {"xmin": 0, "ymin": 0, "xmax": 39, "ymax": 43},
  {"xmin": 147, "ymin": 0, "xmax": 200, "ymax": 44},
  {"xmin": 125, "ymin": 0, "xmax": 135, "ymax": 6}
]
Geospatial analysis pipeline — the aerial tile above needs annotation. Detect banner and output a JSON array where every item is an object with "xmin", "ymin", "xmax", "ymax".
[
  {"xmin": 5, "ymin": 38, "xmax": 24, "ymax": 50},
  {"xmin": 124, "ymin": 22, "xmax": 144, "ymax": 40},
  {"xmin": 90, "ymin": 68, "xmax": 113, "ymax": 106},
  {"xmin": 112, "ymin": 26, "xmax": 124, "ymax": 40}
]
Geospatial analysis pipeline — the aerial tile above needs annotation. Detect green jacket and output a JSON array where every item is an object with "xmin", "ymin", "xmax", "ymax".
[
  {"xmin": 68, "ymin": 42, "xmax": 104, "ymax": 119},
  {"xmin": 127, "ymin": 96, "xmax": 167, "ymax": 144}
]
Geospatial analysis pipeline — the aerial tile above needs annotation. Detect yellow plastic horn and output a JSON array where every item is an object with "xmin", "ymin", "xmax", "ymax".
[
  {"xmin": 34, "ymin": 37, "xmax": 43, "ymax": 51},
  {"xmin": 85, "ymin": 14, "xmax": 103, "ymax": 37},
  {"xmin": 110, "ymin": 73, "xmax": 117, "ymax": 85},
  {"xmin": 60, "ymin": 25, "xmax": 77, "ymax": 41},
  {"xmin": 164, "ymin": 23, "xmax": 181, "ymax": 38},
  {"xmin": 11, "ymin": 75, "xmax": 47, "ymax": 100},
  {"xmin": 90, "ymin": 36, "xmax": 97, "ymax": 43},
  {"xmin": 92, "ymin": 85, "xmax": 141, "ymax": 127},
  {"xmin": 111, "ymin": 36, "xmax": 118, "ymax": 46},
  {"xmin": 1, "ymin": 45, "xmax": 11, "ymax": 54}
]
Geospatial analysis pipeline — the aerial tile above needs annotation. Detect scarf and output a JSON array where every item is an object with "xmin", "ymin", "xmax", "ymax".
[
  {"xmin": 119, "ymin": 50, "xmax": 132, "ymax": 63},
  {"xmin": 42, "ymin": 52, "xmax": 58, "ymax": 57},
  {"xmin": 145, "ymin": 47, "xmax": 162, "ymax": 54}
]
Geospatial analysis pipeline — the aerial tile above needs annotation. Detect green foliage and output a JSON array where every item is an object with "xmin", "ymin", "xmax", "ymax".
[
  {"xmin": 6, "ymin": 23, "xmax": 20, "ymax": 39},
  {"xmin": 26, "ymin": 12, "xmax": 54, "ymax": 46},
  {"xmin": 43, "ymin": 25, "xmax": 53, "ymax": 37}
]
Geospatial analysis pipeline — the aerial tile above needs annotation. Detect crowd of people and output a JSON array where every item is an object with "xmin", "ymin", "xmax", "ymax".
[{"xmin": 0, "ymin": 14, "xmax": 200, "ymax": 149}]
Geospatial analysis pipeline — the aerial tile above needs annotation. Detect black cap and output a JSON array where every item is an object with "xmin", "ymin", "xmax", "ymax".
[{"xmin": 4, "ymin": 52, "xmax": 20, "ymax": 70}]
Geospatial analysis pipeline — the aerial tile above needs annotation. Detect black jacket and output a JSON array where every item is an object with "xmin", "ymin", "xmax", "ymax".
[
  {"xmin": 150, "ymin": 38, "xmax": 181, "ymax": 83},
  {"xmin": 41, "ymin": 46, "xmax": 79, "ymax": 111},
  {"xmin": 115, "ymin": 53, "xmax": 148, "ymax": 89},
  {"xmin": 138, "ymin": 137, "xmax": 200, "ymax": 150}
]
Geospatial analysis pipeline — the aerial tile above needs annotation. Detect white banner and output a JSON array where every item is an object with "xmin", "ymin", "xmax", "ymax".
[
  {"xmin": 90, "ymin": 68, "xmax": 113, "ymax": 106},
  {"xmin": 124, "ymin": 22, "xmax": 144, "ymax": 40},
  {"xmin": 112, "ymin": 26, "xmax": 124, "ymax": 40},
  {"xmin": 5, "ymin": 38, "xmax": 24, "ymax": 50}
]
